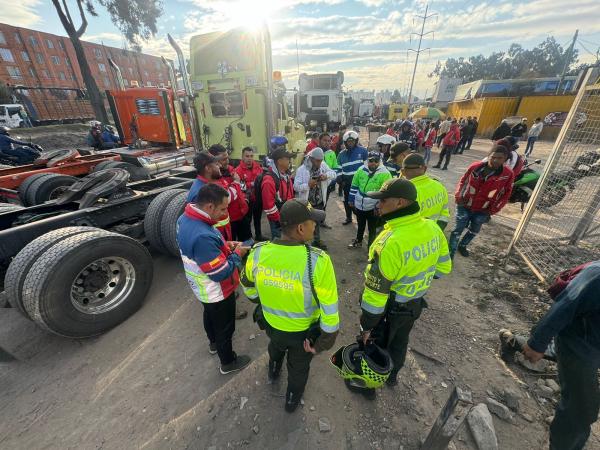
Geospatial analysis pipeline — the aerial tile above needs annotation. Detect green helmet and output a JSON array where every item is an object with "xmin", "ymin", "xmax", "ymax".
[{"xmin": 330, "ymin": 342, "xmax": 393, "ymax": 389}]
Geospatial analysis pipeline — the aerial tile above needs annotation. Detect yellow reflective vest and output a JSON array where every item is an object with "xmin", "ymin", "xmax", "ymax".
[
  {"xmin": 361, "ymin": 211, "xmax": 452, "ymax": 317},
  {"xmin": 242, "ymin": 241, "xmax": 340, "ymax": 333},
  {"xmin": 410, "ymin": 174, "xmax": 450, "ymax": 226}
]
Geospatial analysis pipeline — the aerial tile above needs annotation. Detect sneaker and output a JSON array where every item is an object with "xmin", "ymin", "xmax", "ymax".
[
  {"xmin": 348, "ymin": 239, "xmax": 362, "ymax": 249},
  {"xmin": 321, "ymin": 222, "xmax": 332, "ymax": 230},
  {"xmin": 209, "ymin": 342, "xmax": 217, "ymax": 355},
  {"xmin": 432, "ymin": 164, "xmax": 441, "ymax": 168},
  {"xmin": 342, "ymin": 218, "xmax": 352, "ymax": 225},
  {"xmin": 312, "ymin": 240, "xmax": 328, "ymax": 250},
  {"xmin": 458, "ymin": 246, "xmax": 469, "ymax": 257},
  {"xmin": 268, "ymin": 359, "xmax": 283, "ymax": 383},
  {"xmin": 285, "ymin": 390, "xmax": 302, "ymax": 413},
  {"xmin": 220, "ymin": 354, "xmax": 251, "ymax": 375}
]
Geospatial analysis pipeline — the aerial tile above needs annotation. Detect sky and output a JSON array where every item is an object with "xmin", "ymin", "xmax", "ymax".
[{"xmin": 7, "ymin": 0, "xmax": 600, "ymax": 98}]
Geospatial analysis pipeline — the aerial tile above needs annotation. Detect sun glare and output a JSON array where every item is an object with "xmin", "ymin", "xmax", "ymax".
[{"xmin": 223, "ymin": 0, "xmax": 274, "ymax": 30}]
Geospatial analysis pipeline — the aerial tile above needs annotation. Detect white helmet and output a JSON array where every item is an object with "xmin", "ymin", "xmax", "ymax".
[
  {"xmin": 376, "ymin": 134, "xmax": 396, "ymax": 146},
  {"xmin": 343, "ymin": 130, "xmax": 359, "ymax": 142}
]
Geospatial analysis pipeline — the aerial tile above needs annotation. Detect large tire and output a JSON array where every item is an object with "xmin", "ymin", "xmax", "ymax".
[
  {"xmin": 143, "ymin": 189, "xmax": 187, "ymax": 253},
  {"xmin": 92, "ymin": 160, "xmax": 117, "ymax": 172},
  {"xmin": 4, "ymin": 226, "xmax": 102, "ymax": 319},
  {"xmin": 24, "ymin": 173, "xmax": 77, "ymax": 206},
  {"xmin": 18, "ymin": 173, "xmax": 55, "ymax": 204},
  {"xmin": 539, "ymin": 185, "xmax": 567, "ymax": 208},
  {"xmin": 160, "ymin": 191, "xmax": 188, "ymax": 257},
  {"xmin": 94, "ymin": 161, "xmax": 150, "ymax": 181},
  {"xmin": 21, "ymin": 230, "xmax": 154, "ymax": 338}
]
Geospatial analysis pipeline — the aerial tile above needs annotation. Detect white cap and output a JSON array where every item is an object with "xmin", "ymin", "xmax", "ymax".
[{"xmin": 308, "ymin": 147, "xmax": 324, "ymax": 160}]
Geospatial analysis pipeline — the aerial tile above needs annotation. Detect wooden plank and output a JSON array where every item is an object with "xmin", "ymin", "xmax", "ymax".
[{"xmin": 421, "ymin": 387, "xmax": 473, "ymax": 450}]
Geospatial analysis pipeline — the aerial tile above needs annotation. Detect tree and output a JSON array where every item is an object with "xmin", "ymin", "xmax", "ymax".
[
  {"xmin": 50, "ymin": 0, "xmax": 163, "ymax": 123},
  {"xmin": 390, "ymin": 89, "xmax": 402, "ymax": 102},
  {"xmin": 429, "ymin": 36, "xmax": 580, "ymax": 82}
]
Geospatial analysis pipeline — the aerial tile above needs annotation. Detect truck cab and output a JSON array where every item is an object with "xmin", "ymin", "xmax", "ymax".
[
  {"xmin": 297, "ymin": 72, "xmax": 345, "ymax": 131},
  {"xmin": 0, "ymin": 104, "xmax": 25, "ymax": 128},
  {"xmin": 188, "ymin": 27, "xmax": 305, "ymax": 162}
]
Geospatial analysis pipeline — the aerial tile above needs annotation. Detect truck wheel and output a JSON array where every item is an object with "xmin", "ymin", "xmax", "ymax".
[
  {"xmin": 25, "ymin": 173, "xmax": 77, "ymax": 206},
  {"xmin": 4, "ymin": 226, "xmax": 102, "ymax": 319},
  {"xmin": 160, "ymin": 191, "xmax": 188, "ymax": 257},
  {"xmin": 143, "ymin": 189, "xmax": 187, "ymax": 253},
  {"xmin": 98, "ymin": 161, "xmax": 150, "ymax": 181},
  {"xmin": 21, "ymin": 231, "xmax": 153, "ymax": 338},
  {"xmin": 92, "ymin": 160, "xmax": 116, "ymax": 172},
  {"xmin": 18, "ymin": 173, "xmax": 55, "ymax": 205}
]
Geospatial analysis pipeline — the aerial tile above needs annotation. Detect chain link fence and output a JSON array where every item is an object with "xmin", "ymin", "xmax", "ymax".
[{"xmin": 507, "ymin": 68, "xmax": 600, "ymax": 282}]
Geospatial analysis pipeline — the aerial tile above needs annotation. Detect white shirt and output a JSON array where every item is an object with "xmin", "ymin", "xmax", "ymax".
[{"xmin": 528, "ymin": 122, "xmax": 544, "ymax": 138}]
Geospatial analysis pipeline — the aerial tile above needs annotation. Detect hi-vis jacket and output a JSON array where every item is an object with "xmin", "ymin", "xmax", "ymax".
[
  {"xmin": 360, "ymin": 205, "xmax": 452, "ymax": 329},
  {"xmin": 411, "ymin": 174, "xmax": 450, "ymax": 227},
  {"xmin": 349, "ymin": 163, "xmax": 392, "ymax": 211},
  {"xmin": 241, "ymin": 241, "xmax": 340, "ymax": 334}
]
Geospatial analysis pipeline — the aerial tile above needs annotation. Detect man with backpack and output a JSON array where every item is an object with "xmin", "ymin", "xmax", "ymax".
[
  {"xmin": 258, "ymin": 148, "xmax": 295, "ymax": 239},
  {"xmin": 518, "ymin": 260, "xmax": 600, "ymax": 450}
]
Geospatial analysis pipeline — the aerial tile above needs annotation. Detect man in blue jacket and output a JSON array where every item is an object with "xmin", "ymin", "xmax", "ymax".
[
  {"xmin": 522, "ymin": 260, "xmax": 600, "ymax": 450},
  {"xmin": 0, "ymin": 126, "xmax": 41, "ymax": 165},
  {"xmin": 337, "ymin": 130, "xmax": 368, "ymax": 225},
  {"xmin": 177, "ymin": 183, "xmax": 251, "ymax": 375}
]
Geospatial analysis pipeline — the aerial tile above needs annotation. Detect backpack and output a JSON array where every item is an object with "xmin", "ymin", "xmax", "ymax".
[
  {"xmin": 547, "ymin": 262, "xmax": 593, "ymax": 300},
  {"xmin": 253, "ymin": 169, "xmax": 281, "ymax": 212}
]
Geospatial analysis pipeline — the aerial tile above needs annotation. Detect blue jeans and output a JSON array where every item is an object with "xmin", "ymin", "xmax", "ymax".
[
  {"xmin": 550, "ymin": 337, "xmax": 600, "ymax": 450},
  {"xmin": 525, "ymin": 136, "xmax": 537, "ymax": 157},
  {"xmin": 448, "ymin": 205, "xmax": 490, "ymax": 256},
  {"xmin": 423, "ymin": 146, "xmax": 432, "ymax": 164},
  {"xmin": 269, "ymin": 220, "xmax": 281, "ymax": 240}
]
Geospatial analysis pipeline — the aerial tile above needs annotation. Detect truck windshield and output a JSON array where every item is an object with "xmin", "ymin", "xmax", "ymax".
[{"xmin": 312, "ymin": 95, "xmax": 329, "ymax": 107}]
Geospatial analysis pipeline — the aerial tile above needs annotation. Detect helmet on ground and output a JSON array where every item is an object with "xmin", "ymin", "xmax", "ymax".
[
  {"xmin": 376, "ymin": 134, "xmax": 396, "ymax": 146},
  {"xmin": 0, "ymin": 126, "xmax": 10, "ymax": 135},
  {"xmin": 330, "ymin": 342, "xmax": 393, "ymax": 389},
  {"xmin": 270, "ymin": 135, "xmax": 288, "ymax": 148},
  {"xmin": 343, "ymin": 130, "xmax": 359, "ymax": 142}
]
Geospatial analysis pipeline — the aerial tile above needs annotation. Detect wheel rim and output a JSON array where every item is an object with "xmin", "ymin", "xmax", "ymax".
[
  {"xmin": 48, "ymin": 185, "xmax": 70, "ymax": 200},
  {"xmin": 70, "ymin": 257, "xmax": 136, "ymax": 315}
]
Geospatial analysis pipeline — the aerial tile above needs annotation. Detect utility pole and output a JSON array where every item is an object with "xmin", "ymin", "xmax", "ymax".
[
  {"xmin": 407, "ymin": 3, "xmax": 436, "ymax": 111},
  {"xmin": 296, "ymin": 39, "xmax": 301, "ymax": 117},
  {"xmin": 556, "ymin": 29, "xmax": 578, "ymax": 94}
]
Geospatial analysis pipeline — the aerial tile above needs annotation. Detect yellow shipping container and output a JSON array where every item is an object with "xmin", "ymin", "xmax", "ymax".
[
  {"xmin": 447, "ymin": 97, "xmax": 519, "ymax": 137},
  {"xmin": 516, "ymin": 95, "xmax": 575, "ymax": 140}
]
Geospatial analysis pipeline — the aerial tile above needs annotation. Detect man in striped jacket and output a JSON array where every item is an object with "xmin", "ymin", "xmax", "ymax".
[{"xmin": 337, "ymin": 130, "xmax": 368, "ymax": 225}]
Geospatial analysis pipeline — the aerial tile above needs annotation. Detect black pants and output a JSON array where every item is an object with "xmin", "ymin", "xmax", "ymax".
[
  {"xmin": 342, "ymin": 175, "xmax": 354, "ymax": 221},
  {"xmin": 250, "ymin": 201, "xmax": 263, "ymax": 238},
  {"xmin": 354, "ymin": 208, "xmax": 378, "ymax": 246},
  {"xmin": 202, "ymin": 293, "xmax": 236, "ymax": 365},
  {"xmin": 326, "ymin": 181, "xmax": 336, "ymax": 204},
  {"xmin": 267, "ymin": 326, "xmax": 313, "ymax": 395},
  {"xmin": 550, "ymin": 337, "xmax": 600, "ymax": 450},
  {"xmin": 465, "ymin": 135, "xmax": 474, "ymax": 149},
  {"xmin": 436, "ymin": 133, "xmax": 446, "ymax": 147},
  {"xmin": 436, "ymin": 145, "xmax": 454, "ymax": 168},
  {"xmin": 231, "ymin": 214, "xmax": 252, "ymax": 242},
  {"xmin": 375, "ymin": 298, "xmax": 425, "ymax": 377}
]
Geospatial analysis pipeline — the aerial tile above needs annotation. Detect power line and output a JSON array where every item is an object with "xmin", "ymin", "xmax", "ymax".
[{"xmin": 407, "ymin": 3, "xmax": 437, "ymax": 109}]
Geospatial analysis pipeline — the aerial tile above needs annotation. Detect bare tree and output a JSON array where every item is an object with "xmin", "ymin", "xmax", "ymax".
[{"xmin": 50, "ymin": 0, "xmax": 163, "ymax": 123}]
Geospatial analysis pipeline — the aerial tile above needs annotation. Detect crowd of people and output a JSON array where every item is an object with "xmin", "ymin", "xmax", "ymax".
[{"xmin": 175, "ymin": 122, "xmax": 598, "ymax": 449}]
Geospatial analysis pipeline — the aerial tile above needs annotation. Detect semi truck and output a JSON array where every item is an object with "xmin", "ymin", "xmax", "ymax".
[{"xmin": 296, "ymin": 71, "xmax": 346, "ymax": 131}]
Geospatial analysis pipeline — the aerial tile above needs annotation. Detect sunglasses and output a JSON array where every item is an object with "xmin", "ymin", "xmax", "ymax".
[{"xmin": 368, "ymin": 157, "xmax": 380, "ymax": 163}]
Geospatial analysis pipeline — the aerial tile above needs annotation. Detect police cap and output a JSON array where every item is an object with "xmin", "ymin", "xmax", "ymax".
[{"xmin": 280, "ymin": 199, "xmax": 326, "ymax": 227}]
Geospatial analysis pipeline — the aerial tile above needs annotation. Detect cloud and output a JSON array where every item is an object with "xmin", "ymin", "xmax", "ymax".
[
  {"xmin": 4, "ymin": 0, "xmax": 42, "ymax": 28},
  {"xmin": 86, "ymin": 32, "xmax": 124, "ymax": 44}
]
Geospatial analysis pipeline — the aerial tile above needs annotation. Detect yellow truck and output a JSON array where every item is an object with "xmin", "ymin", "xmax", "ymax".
[
  {"xmin": 388, "ymin": 103, "xmax": 409, "ymax": 122},
  {"xmin": 183, "ymin": 26, "xmax": 305, "ymax": 162}
]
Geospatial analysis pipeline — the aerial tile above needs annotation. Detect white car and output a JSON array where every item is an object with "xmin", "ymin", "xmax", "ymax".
[{"xmin": 0, "ymin": 104, "xmax": 25, "ymax": 128}]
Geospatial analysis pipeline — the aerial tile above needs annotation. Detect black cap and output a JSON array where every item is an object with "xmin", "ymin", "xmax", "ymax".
[
  {"xmin": 280, "ymin": 199, "xmax": 326, "ymax": 227},
  {"xmin": 208, "ymin": 144, "xmax": 227, "ymax": 156},
  {"xmin": 389, "ymin": 142, "xmax": 410, "ymax": 158},
  {"xmin": 366, "ymin": 178, "xmax": 417, "ymax": 201},
  {"xmin": 193, "ymin": 150, "xmax": 225, "ymax": 170},
  {"xmin": 271, "ymin": 148, "xmax": 294, "ymax": 161},
  {"xmin": 402, "ymin": 153, "xmax": 426, "ymax": 169}
]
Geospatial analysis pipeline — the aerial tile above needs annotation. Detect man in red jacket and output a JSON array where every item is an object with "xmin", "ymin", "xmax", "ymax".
[
  {"xmin": 235, "ymin": 147, "xmax": 265, "ymax": 240},
  {"xmin": 433, "ymin": 120, "xmax": 461, "ymax": 170},
  {"xmin": 450, "ymin": 144, "xmax": 514, "ymax": 258},
  {"xmin": 305, "ymin": 132, "xmax": 319, "ymax": 155},
  {"xmin": 262, "ymin": 148, "xmax": 295, "ymax": 239},
  {"xmin": 208, "ymin": 145, "xmax": 249, "ymax": 241}
]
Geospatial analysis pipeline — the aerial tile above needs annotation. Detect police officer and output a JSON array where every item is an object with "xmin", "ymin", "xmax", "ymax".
[
  {"xmin": 241, "ymin": 199, "xmax": 340, "ymax": 412},
  {"xmin": 358, "ymin": 178, "xmax": 452, "ymax": 386},
  {"xmin": 401, "ymin": 153, "xmax": 450, "ymax": 230}
]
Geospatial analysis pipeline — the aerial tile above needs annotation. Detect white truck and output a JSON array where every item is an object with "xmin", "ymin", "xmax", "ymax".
[
  {"xmin": 0, "ymin": 104, "xmax": 26, "ymax": 128},
  {"xmin": 297, "ymin": 71, "xmax": 346, "ymax": 131}
]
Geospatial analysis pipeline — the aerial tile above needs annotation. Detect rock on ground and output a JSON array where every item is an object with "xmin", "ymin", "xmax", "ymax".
[
  {"xmin": 486, "ymin": 397, "xmax": 512, "ymax": 421},
  {"xmin": 467, "ymin": 403, "xmax": 499, "ymax": 450}
]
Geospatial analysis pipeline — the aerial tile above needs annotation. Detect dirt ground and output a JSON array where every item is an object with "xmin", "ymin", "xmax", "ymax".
[
  {"xmin": 1, "ymin": 138, "xmax": 599, "ymax": 450},
  {"xmin": 12, "ymin": 124, "xmax": 91, "ymax": 151}
]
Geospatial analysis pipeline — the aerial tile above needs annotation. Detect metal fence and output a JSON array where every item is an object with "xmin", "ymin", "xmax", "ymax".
[{"xmin": 507, "ymin": 68, "xmax": 600, "ymax": 282}]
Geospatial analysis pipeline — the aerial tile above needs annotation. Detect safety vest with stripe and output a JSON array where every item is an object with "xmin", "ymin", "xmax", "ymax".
[
  {"xmin": 241, "ymin": 241, "xmax": 340, "ymax": 333},
  {"xmin": 361, "ymin": 211, "xmax": 452, "ymax": 316},
  {"xmin": 411, "ymin": 174, "xmax": 450, "ymax": 226}
]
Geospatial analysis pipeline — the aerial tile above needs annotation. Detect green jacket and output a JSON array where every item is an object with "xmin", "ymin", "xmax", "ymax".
[
  {"xmin": 241, "ymin": 241, "xmax": 340, "ymax": 334},
  {"xmin": 324, "ymin": 149, "xmax": 340, "ymax": 172},
  {"xmin": 411, "ymin": 174, "xmax": 450, "ymax": 229},
  {"xmin": 349, "ymin": 164, "xmax": 392, "ymax": 211},
  {"xmin": 360, "ymin": 205, "xmax": 452, "ymax": 329}
]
